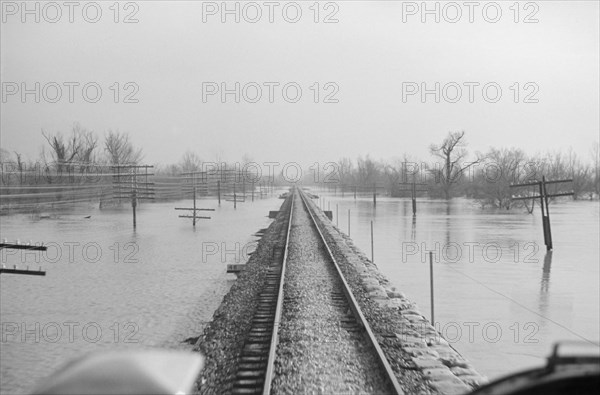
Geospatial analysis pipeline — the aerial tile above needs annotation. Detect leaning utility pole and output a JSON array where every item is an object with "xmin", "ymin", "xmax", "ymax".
[{"xmin": 510, "ymin": 176, "xmax": 574, "ymax": 251}]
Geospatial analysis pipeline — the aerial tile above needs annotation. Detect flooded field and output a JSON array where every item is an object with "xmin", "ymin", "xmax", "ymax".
[
  {"xmin": 320, "ymin": 191, "xmax": 599, "ymax": 380},
  {"xmin": 0, "ymin": 195, "xmax": 283, "ymax": 395},
  {"xmin": 1, "ymin": 191, "xmax": 598, "ymax": 393}
]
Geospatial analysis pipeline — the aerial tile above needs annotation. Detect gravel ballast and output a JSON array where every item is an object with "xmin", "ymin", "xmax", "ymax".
[
  {"xmin": 302, "ymin": 193, "xmax": 488, "ymax": 395},
  {"xmin": 193, "ymin": 189, "xmax": 486, "ymax": 394},
  {"xmin": 194, "ymin": 197, "xmax": 292, "ymax": 395},
  {"xmin": 271, "ymin": 192, "xmax": 393, "ymax": 394}
]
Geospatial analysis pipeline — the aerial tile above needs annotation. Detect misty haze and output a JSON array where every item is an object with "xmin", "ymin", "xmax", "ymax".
[{"xmin": 1, "ymin": 1, "xmax": 599, "ymax": 395}]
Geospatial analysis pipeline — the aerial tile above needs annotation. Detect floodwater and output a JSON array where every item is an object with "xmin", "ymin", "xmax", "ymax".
[
  {"xmin": 1, "ymin": 190, "xmax": 598, "ymax": 393},
  {"xmin": 318, "ymin": 190, "xmax": 600, "ymax": 380},
  {"xmin": 0, "ymin": 194, "xmax": 283, "ymax": 395}
]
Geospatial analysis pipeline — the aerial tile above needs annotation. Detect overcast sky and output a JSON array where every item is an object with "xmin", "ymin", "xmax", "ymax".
[{"xmin": 1, "ymin": 0, "xmax": 598, "ymax": 167}]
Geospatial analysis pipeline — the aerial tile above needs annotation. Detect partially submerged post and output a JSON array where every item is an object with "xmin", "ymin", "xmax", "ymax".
[
  {"xmin": 223, "ymin": 181, "xmax": 245, "ymax": 208},
  {"xmin": 348, "ymin": 209, "xmax": 351, "ymax": 236},
  {"xmin": 177, "ymin": 172, "xmax": 215, "ymax": 226},
  {"xmin": 373, "ymin": 183, "xmax": 377, "ymax": 206},
  {"xmin": 217, "ymin": 180, "xmax": 221, "ymax": 205},
  {"xmin": 132, "ymin": 189, "xmax": 137, "ymax": 228},
  {"xmin": 510, "ymin": 176, "xmax": 574, "ymax": 250},
  {"xmin": 370, "ymin": 220, "xmax": 374, "ymax": 263},
  {"xmin": 113, "ymin": 165, "xmax": 155, "ymax": 229},
  {"xmin": 349, "ymin": 184, "xmax": 385, "ymax": 206},
  {"xmin": 398, "ymin": 175, "xmax": 429, "ymax": 216},
  {"xmin": 429, "ymin": 251, "xmax": 434, "ymax": 324},
  {"xmin": 174, "ymin": 205, "xmax": 214, "ymax": 225}
]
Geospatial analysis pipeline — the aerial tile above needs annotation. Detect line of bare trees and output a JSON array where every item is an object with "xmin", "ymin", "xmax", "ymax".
[
  {"xmin": 317, "ymin": 132, "xmax": 599, "ymax": 208},
  {"xmin": 2, "ymin": 126, "xmax": 598, "ymax": 211},
  {"xmin": 1, "ymin": 123, "xmax": 143, "ymax": 187}
]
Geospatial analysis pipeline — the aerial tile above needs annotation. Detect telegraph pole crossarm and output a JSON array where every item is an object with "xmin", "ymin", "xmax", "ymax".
[
  {"xmin": 510, "ymin": 177, "xmax": 574, "ymax": 250},
  {"xmin": 178, "ymin": 171, "xmax": 215, "ymax": 226},
  {"xmin": 348, "ymin": 184, "xmax": 386, "ymax": 205},
  {"xmin": 0, "ymin": 242, "xmax": 47, "ymax": 276},
  {"xmin": 111, "ymin": 164, "xmax": 155, "ymax": 229},
  {"xmin": 398, "ymin": 176, "xmax": 430, "ymax": 216}
]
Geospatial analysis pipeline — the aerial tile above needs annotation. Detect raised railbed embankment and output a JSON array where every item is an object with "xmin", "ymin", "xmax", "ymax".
[
  {"xmin": 193, "ymin": 196, "xmax": 291, "ymax": 395},
  {"xmin": 304, "ymin": 195, "xmax": 489, "ymax": 395},
  {"xmin": 193, "ymin": 191, "xmax": 487, "ymax": 395}
]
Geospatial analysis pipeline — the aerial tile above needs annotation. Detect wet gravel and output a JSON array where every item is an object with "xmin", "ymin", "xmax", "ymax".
[
  {"xmin": 302, "ymin": 195, "xmax": 435, "ymax": 395},
  {"xmin": 271, "ymin": 192, "xmax": 393, "ymax": 394}
]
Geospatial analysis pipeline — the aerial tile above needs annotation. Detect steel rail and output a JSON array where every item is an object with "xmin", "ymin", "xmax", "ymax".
[
  {"xmin": 261, "ymin": 187, "xmax": 295, "ymax": 395},
  {"xmin": 297, "ymin": 188, "xmax": 405, "ymax": 395}
]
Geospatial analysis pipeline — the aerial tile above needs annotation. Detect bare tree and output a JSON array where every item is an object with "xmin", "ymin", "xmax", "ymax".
[
  {"xmin": 41, "ymin": 123, "xmax": 99, "ymax": 185},
  {"xmin": 13, "ymin": 151, "xmax": 25, "ymax": 185},
  {"xmin": 75, "ymin": 124, "xmax": 98, "ymax": 164},
  {"xmin": 564, "ymin": 149, "xmax": 590, "ymax": 200},
  {"xmin": 160, "ymin": 163, "xmax": 182, "ymax": 176},
  {"xmin": 474, "ymin": 147, "xmax": 527, "ymax": 209},
  {"xmin": 0, "ymin": 148, "xmax": 11, "ymax": 162},
  {"xmin": 104, "ymin": 130, "xmax": 143, "ymax": 165},
  {"xmin": 356, "ymin": 155, "xmax": 379, "ymax": 186},
  {"xmin": 179, "ymin": 151, "xmax": 202, "ymax": 173},
  {"xmin": 542, "ymin": 150, "xmax": 569, "ymax": 181},
  {"xmin": 336, "ymin": 157, "xmax": 354, "ymax": 189},
  {"xmin": 42, "ymin": 130, "xmax": 79, "ymax": 171},
  {"xmin": 429, "ymin": 131, "xmax": 481, "ymax": 199},
  {"xmin": 42, "ymin": 124, "xmax": 98, "ymax": 162},
  {"xmin": 0, "ymin": 149, "xmax": 14, "ymax": 187},
  {"xmin": 383, "ymin": 162, "xmax": 402, "ymax": 195}
]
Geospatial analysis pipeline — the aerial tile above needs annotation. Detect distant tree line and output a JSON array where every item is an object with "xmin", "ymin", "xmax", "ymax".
[
  {"xmin": 308, "ymin": 131, "xmax": 599, "ymax": 209},
  {"xmin": 0, "ymin": 123, "xmax": 145, "ymax": 211},
  {"xmin": 1, "ymin": 126, "xmax": 598, "ymax": 212},
  {"xmin": 1, "ymin": 123, "xmax": 143, "ymax": 186}
]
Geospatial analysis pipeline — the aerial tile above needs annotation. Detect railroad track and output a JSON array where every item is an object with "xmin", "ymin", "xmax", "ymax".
[
  {"xmin": 230, "ymin": 192, "xmax": 293, "ymax": 395},
  {"xmin": 231, "ymin": 187, "xmax": 403, "ymax": 395}
]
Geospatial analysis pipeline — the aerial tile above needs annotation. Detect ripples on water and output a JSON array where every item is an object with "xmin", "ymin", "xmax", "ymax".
[
  {"xmin": 0, "ymin": 195, "xmax": 282, "ymax": 395},
  {"xmin": 1, "ymin": 192, "xmax": 598, "ymax": 393},
  {"xmin": 319, "ymin": 192, "xmax": 599, "ymax": 380}
]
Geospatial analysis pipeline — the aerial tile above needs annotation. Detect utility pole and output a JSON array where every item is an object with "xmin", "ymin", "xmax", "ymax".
[
  {"xmin": 112, "ymin": 165, "xmax": 155, "ymax": 229},
  {"xmin": 398, "ymin": 175, "xmax": 429, "ymax": 216},
  {"xmin": 174, "ymin": 184, "xmax": 215, "ymax": 226},
  {"xmin": 349, "ymin": 184, "xmax": 385, "ymax": 205},
  {"xmin": 510, "ymin": 177, "xmax": 574, "ymax": 250},
  {"xmin": 218, "ymin": 180, "xmax": 221, "ymax": 205}
]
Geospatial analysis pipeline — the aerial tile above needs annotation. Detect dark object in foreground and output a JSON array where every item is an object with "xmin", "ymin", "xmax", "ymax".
[
  {"xmin": 0, "ymin": 267, "xmax": 45, "ymax": 276},
  {"xmin": 470, "ymin": 341, "xmax": 600, "ymax": 395},
  {"xmin": 31, "ymin": 350, "xmax": 203, "ymax": 395},
  {"xmin": 0, "ymin": 243, "xmax": 47, "ymax": 276},
  {"xmin": 0, "ymin": 242, "xmax": 47, "ymax": 250}
]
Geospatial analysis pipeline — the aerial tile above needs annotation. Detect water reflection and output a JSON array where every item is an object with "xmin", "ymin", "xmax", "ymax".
[
  {"xmin": 0, "ymin": 196, "xmax": 283, "ymax": 395},
  {"xmin": 321, "ymin": 194, "xmax": 599, "ymax": 380},
  {"xmin": 541, "ymin": 251, "xmax": 553, "ymax": 294},
  {"xmin": 539, "ymin": 251, "xmax": 553, "ymax": 316},
  {"xmin": 445, "ymin": 202, "xmax": 451, "ymax": 247}
]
